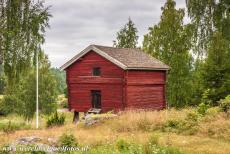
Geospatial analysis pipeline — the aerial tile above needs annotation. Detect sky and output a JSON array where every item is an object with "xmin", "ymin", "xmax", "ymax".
[{"xmin": 43, "ymin": 0, "xmax": 187, "ymax": 68}]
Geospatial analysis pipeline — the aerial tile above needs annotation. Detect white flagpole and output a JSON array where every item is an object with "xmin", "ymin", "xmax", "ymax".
[{"xmin": 36, "ymin": 51, "xmax": 39, "ymax": 129}]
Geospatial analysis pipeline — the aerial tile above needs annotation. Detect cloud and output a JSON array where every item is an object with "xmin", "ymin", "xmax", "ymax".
[{"xmin": 43, "ymin": 0, "xmax": 187, "ymax": 67}]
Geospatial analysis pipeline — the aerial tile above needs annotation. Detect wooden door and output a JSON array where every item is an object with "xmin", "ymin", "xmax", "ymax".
[{"xmin": 91, "ymin": 90, "xmax": 101, "ymax": 108}]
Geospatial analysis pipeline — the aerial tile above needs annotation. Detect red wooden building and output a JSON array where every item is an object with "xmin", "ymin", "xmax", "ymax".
[{"xmin": 60, "ymin": 45, "xmax": 169, "ymax": 115}]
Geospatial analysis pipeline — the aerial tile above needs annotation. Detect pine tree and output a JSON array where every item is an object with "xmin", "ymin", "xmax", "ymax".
[
  {"xmin": 143, "ymin": 0, "xmax": 194, "ymax": 107},
  {"xmin": 113, "ymin": 17, "xmax": 138, "ymax": 48}
]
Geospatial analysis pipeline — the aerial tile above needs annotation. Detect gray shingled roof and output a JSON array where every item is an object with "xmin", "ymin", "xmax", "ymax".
[
  {"xmin": 60, "ymin": 45, "xmax": 169, "ymax": 70},
  {"xmin": 93, "ymin": 45, "xmax": 169, "ymax": 70}
]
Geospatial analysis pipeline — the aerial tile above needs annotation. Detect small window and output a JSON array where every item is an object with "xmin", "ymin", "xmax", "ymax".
[{"xmin": 92, "ymin": 67, "xmax": 101, "ymax": 76}]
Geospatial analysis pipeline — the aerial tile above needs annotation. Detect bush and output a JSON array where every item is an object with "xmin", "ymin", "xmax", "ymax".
[
  {"xmin": 197, "ymin": 103, "xmax": 209, "ymax": 115},
  {"xmin": 58, "ymin": 133, "xmax": 78, "ymax": 147},
  {"xmin": 163, "ymin": 111, "xmax": 199, "ymax": 135},
  {"xmin": 206, "ymin": 107, "xmax": 220, "ymax": 116},
  {"xmin": 57, "ymin": 95, "xmax": 68, "ymax": 108},
  {"xmin": 116, "ymin": 139, "xmax": 130, "ymax": 152},
  {"xmin": 164, "ymin": 119, "xmax": 181, "ymax": 129},
  {"xmin": 201, "ymin": 89, "xmax": 212, "ymax": 105},
  {"xmin": 219, "ymin": 95, "xmax": 230, "ymax": 112},
  {"xmin": 0, "ymin": 95, "xmax": 18, "ymax": 115},
  {"xmin": 46, "ymin": 112, "xmax": 65, "ymax": 128}
]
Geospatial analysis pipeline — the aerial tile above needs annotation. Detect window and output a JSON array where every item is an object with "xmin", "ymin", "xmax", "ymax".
[{"xmin": 92, "ymin": 67, "xmax": 101, "ymax": 76}]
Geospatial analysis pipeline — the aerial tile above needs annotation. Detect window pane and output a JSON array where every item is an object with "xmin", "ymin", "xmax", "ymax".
[{"xmin": 93, "ymin": 67, "xmax": 101, "ymax": 76}]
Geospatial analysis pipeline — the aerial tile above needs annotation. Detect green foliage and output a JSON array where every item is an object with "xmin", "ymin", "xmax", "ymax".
[
  {"xmin": 50, "ymin": 68, "xmax": 66, "ymax": 94},
  {"xmin": 113, "ymin": 17, "xmax": 139, "ymax": 48},
  {"xmin": 2, "ymin": 121, "xmax": 15, "ymax": 133},
  {"xmin": 219, "ymin": 95, "xmax": 230, "ymax": 112},
  {"xmin": 0, "ymin": 145, "xmax": 11, "ymax": 154},
  {"xmin": 148, "ymin": 134, "xmax": 160, "ymax": 145},
  {"xmin": 1, "ymin": 0, "xmax": 51, "ymax": 88},
  {"xmin": 164, "ymin": 111, "xmax": 200, "ymax": 135},
  {"xmin": 197, "ymin": 103, "xmax": 209, "ymax": 115},
  {"xmin": 206, "ymin": 107, "xmax": 220, "ymax": 117},
  {"xmin": 46, "ymin": 111, "xmax": 65, "ymax": 128},
  {"xmin": 187, "ymin": 0, "xmax": 230, "ymax": 106},
  {"xmin": 143, "ymin": 136, "xmax": 183, "ymax": 154},
  {"xmin": 57, "ymin": 95, "xmax": 68, "ymax": 108},
  {"xmin": 0, "ymin": 95, "xmax": 18, "ymax": 115},
  {"xmin": 116, "ymin": 139, "xmax": 130, "ymax": 152},
  {"xmin": 2, "ymin": 54, "xmax": 58, "ymax": 120},
  {"xmin": 0, "ymin": 120, "xmax": 31, "ymax": 133},
  {"xmin": 186, "ymin": 0, "xmax": 230, "ymax": 54},
  {"xmin": 143, "ymin": 0, "xmax": 194, "ymax": 108},
  {"xmin": 201, "ymin": 32, "xmax": 230, "ymax": 105},
  {"xmin": 64, "ymin": 87, "xmax": 68, "ymax": 98},
  {"xmin": 0, "ymin": 65, "xmax": 6, "ymax": 94},
  {"xmin": 58, "ymin": 133, "xmax": 78, "ymax": 147},
  {"xmin": 201, "ymin": 89, "xmax": 212, "ymax": 105},
  {"xmin": 189, "ymin": 59, "xmax": 205, "ymax": 106}
]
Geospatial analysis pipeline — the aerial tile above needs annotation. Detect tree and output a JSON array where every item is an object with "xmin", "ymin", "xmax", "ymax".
[
  {"xmin": 113, "ymin": 17, "xmax": 138, "ymax": 48},
  {"xmin": 143, "ymin": 0, "xmax": 194, "ymax": 107},
  {"xmin": 1, "ymin": 0, "xmax": 51, "ymax": 90},
  {"xmin": 0, "ymin": 65, "xmax": 6, "ymax": 94},
  {"xmin": 187, "ymin": 0, "xmax": 230, "ymax": 104},
  {"xmin": 201, "ymin": 32, "xmax": 230, "ymax": 105},
  {"xmin": 7, "ymin": 53, "xmax": 58, "ymax": 121},
  {"xmin": 186, "ymin": 0, "xmax": 230, "ymax": 56},
  {"xmin": 50, "ymin": 68, "xmax": 66, "ymax": 94}
]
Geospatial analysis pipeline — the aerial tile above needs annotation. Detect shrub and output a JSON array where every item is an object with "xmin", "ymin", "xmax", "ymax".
[
  {"xmin": 201, "ymin": 89, "xmax": 212, "ymax": 105},
  {"xmin": 164, "ymin": 119, "xmax": 181, "ymax": 129},
  {"xmin": 57, "ymin": 95, "xmax": 68, "ymax": 108},
  {"xmin": 163, "ymin": 111, "xmax": 199, "ymax": 135},
  {"xmin": 0, "ymin": 95, "xmax": 18, "ymax": 115},
  {"xmin": 116, "ymin": 139, "xmax": 130, "ymax": 152},
  {"xmin": 206, "ymin": 107, "xmax": 220, "ymax": 116},
  {"xmin": 58, "ymin": 133, "xmax": 78, "ymax": 147},
  {"xmin": 197, "ymin": 103, "xmax": 209, "ymax": 115},
  {"xmin": 219, "ymin": 95, "xmax": 230, "ymax": 112},
  {"xmin": 46, "ymin": 112, "xmax": 65, "ymax": 128}
]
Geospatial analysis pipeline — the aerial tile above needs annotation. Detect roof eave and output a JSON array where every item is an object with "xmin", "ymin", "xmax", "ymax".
[{"xmin": 126, "ymin": 67, "xmax": 170, "ymax": 71}]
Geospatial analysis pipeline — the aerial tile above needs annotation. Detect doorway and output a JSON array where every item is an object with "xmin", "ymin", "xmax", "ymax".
[{"xmin": 91, "ymin": 90, "xmax": 101, "ymax": 109}]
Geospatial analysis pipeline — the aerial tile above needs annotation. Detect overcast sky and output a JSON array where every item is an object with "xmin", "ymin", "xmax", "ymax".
[{"xmin": 43, "ymin": 0, "xmax": 187, "ymax": 68}]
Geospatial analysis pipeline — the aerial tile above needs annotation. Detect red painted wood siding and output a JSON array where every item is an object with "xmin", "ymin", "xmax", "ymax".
[
  {"xmin": 125, "ymin": 70, "xmax": 166, "ymax": 109},
  {"xmin": 66, "ymin": 50, "xmax": 124, "ymax": 112}
]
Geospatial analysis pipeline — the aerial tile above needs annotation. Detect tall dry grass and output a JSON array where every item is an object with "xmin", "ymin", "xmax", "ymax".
[
  {"xmin": 107, "ymin": 108, "xmax": 190, "ymax": 132},
  {"xmin": 1, "ymin": 108, "xmax": 230, "ymax": 154}
]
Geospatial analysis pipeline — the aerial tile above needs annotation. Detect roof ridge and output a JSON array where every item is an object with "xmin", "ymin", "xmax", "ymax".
[{"xmin": 92, "ymin": 44, "xmax": 141, "ymax": 50}]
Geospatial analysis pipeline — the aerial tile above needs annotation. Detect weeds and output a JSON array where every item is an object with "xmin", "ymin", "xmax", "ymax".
[{"xmin": 46, "ymin": 112, "xmax": 65, "ymax": 128}]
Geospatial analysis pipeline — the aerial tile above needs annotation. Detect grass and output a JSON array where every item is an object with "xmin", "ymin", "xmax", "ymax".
[{"xmin": 0, "ymin": 108, "xmax": 230, "ymax": 153}]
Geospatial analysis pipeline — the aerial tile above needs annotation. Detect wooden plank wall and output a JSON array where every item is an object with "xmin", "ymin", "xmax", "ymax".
[
  {"xmin": 66, "ymin": 51, "xmax": 124, "ymax": 112},
  {"xmin": 125, "ymin": 70, "xmax": 166, "ymax": 109}
]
